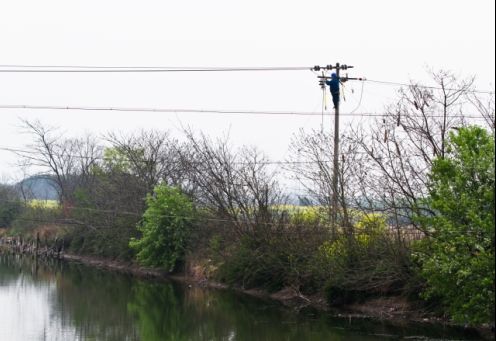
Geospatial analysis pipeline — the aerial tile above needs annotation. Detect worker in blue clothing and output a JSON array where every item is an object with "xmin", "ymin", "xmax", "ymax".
[{"xmin": 326, "ymin": 73, "xmax": 340, "ymax": 109}]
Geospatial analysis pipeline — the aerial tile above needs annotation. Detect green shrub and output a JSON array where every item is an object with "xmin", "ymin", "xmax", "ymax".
[
  {"xmin": 129, "ymin": 184, "xmax": 194, "ymax": 272},
  {"xmin": 414, "ymin": 126, "xmax": 495, "ymax": 325}
]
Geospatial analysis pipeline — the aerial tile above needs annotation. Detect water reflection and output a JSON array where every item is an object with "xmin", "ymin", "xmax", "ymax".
[{"xmin": 0, "ymin": 254, "xmax": 483, "ymax": 341}]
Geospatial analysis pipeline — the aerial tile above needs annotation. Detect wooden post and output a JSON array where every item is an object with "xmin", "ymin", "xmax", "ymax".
[{"xmin": 35, "ymin": 232, "xmax": 40, "ymax": 257}]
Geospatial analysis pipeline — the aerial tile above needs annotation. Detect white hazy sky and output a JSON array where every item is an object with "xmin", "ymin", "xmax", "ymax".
[{"xmin": 0, "ymin": 0, "xmax": 495, "ymax": 180}]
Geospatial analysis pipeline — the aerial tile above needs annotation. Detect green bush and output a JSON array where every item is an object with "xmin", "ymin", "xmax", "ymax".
[
  {"xmin": 414, "ymin": 126, "xmax": 495, "ymax": 325},
  {"xmin": 129, "ymin": 184, "xmax": 194, "ymax": 272}
]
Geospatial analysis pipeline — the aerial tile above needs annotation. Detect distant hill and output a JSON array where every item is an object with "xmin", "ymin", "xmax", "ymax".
[{"xmin": 17, "ymin": 176, "xmax": 59, "ymax": 201}]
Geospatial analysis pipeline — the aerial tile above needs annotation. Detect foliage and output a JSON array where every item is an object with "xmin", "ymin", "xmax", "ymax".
[
  {"xmin": 320, "ymin": 213, "xmax": 410, "ymax": 305},
  {"xmin": 216, "ymin": 237, "xmax": 286, "ymax": 292},
  {"xmin": 8, "ymin": 203, "xmax": 65, "ymax": 241},
  {"xmin": 130, "ymin": 184, "xmax": 194, "ymax": 272},
  {"xmin": 0, "ymin": 201, "xmax": 23, "ymax": 228},
  {"xmin": 319, "ymin": 212, "xmax": 387, "ymax": 263},
  {"xmin": 212, "ymin": 219, "xmax": 330, "ymax": 293},
  {"xmin": 0, "ymin": 184, "xmax": 23, "ymax": 228},
  {"xmin": 101, "ymin": 147, "xmax": 133, "ymax": 173},
  {"xmin": 66, "ymin": 148, "xmax": 148, "ymax": 260},
  {"xmin": 282, "ymin": 205, "xmax": 328, "ymax": 225},
  {"xmin": 414, "ymin": 126, "xmax": 495, "ymax": 324}
]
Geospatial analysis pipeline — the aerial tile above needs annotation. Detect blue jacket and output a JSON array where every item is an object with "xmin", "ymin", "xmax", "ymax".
[{"xmin": 325, "ymin": 73, "xmax": 340, "ymax": 96}]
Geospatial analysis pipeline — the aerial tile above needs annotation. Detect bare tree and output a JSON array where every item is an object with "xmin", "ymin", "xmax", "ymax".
[
  {"xmin": 181, "ymin": 130, "xmax": 284, "ymax": 238},
  {"xmin": 105, "ymin": 130, "xmax": 185, "ymax": 193},
  {"xmin": 467, "ymin": 92, "xmax": 495, "ymax": 132},
  {"xmin": 17, "ymin": 119, "xmax": 102, "ymax": 207},
  {"xmin": 287, "ymin": 128, "xmax": 361, "ymax": 233},
  {"xmin": 350, "ymin": 70, "xmax": 477, "ymax": 231}
]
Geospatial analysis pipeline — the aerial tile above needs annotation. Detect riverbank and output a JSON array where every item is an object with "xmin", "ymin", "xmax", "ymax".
[{"xmin": 56, "ymin": 253, "xmax": 470, "ymax": 329}]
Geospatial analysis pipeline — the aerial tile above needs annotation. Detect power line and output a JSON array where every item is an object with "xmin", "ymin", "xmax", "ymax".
[
  {"xmin": 0, "ymin": 66, "xmax": 312, "ymax": 73},
  {"xmin": 0, "ymin": 145, "xmax": 341, "ymax": 165},
  {"xmin": 0, "ymin": 215, "xmax": 428, "ymax": 236},
  {"xmin": 365, "ymin": 79, "xmax": 495, "ymax": 95},
  {"xmin": 0, "ymin": 64, "xmax": 493, "ymax": 94},
  {"xmin": 0, "ymin": 145, "xmax": 452, "ymax": 165},
  {"xmin": 0, "ymin": 207, "xmax": 476, "ymax": 237},
  {"xmin": 0, "ymin": 104, "xmax": 488, "ymax": 119},
  {"xmin": 0, "ymin": 145, "xmax": 336, "ymax": 165},
  {"xmin": 0, "ymin": 199, "xmax": 327, "ymax": 230},
  {"xmin": 0, "ymin": 206, "xmax": 428, "ymax": 235},
  {"xmin": 0, "ymin": 104, "xmax": 332, "ymax": 116},
  {"xmin": 0, "ymin": 145, "xmax": 338, "ymax": 165}
]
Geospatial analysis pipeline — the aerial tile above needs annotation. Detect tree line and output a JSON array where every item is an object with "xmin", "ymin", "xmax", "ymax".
[{"xmin": 0, "ymin": 70, "xmax": 494, "ymax": 325}]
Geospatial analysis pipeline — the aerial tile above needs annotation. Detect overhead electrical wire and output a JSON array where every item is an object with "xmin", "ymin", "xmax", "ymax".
[
  {"xmin": 0, "ymin": 213, "xmax": 432, "ymax": 235},
  {"xmin": 0, "ymin": 104, "xmax": 334, "ymax": 116},
  {"xmin": 0, "ymin": 104, "xmax": 488, "ymax": 119},
  {"xmin": 0, "ymin": 65, "xmax": 312, "ymax": 72},
  {"xmin": 0, "ymin": 64, "xmax": 493, "ymax": 94},
  {"xmin": 0, "ymin": 200, "xmax": 477, "ymax": 237},
  {"xmin": 365, "ymin": 79, "xmax": 494, "ymax": 95},
  {"xmin": 0, "ymin": 145, "xmax": 458, "ymax": 167},
  {"xmin": 0, "ymin": 200, "xmax": 433, "ymax": 235},
  {"xmin": 0, "ymin": 145, "xmax": 362, "ymax": 164},
  {"xmin": 348, "ymin": 81, "xmax": 366, "ymax": 114}
]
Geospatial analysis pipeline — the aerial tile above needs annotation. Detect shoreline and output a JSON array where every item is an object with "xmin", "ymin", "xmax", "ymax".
[
  {"xmin": 1, "ymin": 243, "xmax": 492, "ymax": 338},
  {"xmin": 58, "ymin": 253, "xmax": 482, "ymax": 331}
]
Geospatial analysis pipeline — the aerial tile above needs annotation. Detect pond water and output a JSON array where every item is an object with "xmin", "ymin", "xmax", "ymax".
[{"xmin": 0, "ymin": 254, "xmax": 484, "ymax": 340}]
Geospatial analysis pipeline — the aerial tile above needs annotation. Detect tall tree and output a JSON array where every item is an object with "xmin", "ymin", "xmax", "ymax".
[{"xmin": 415, "ymin": 126, "xmax": 495, "ymax": 324}]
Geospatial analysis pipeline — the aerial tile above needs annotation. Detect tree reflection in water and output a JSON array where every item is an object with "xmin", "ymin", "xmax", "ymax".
[{"xmin": 0, "ymin": 254, "xmax": 483, "ymax": 341}]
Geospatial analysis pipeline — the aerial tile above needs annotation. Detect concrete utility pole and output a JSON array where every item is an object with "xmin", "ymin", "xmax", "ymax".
[
  {"xmin": 331, "ymin": 63, "xmax": 341, "ymax": 232},
  {"xmin": 314, "ymin": 63, "xmax": 358, "ymax": 234}
]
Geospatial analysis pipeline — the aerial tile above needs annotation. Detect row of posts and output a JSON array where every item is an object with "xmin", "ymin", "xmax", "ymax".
[{"xmin": 0, "ymin": 233, "xmax": 64, "ymax": 259}]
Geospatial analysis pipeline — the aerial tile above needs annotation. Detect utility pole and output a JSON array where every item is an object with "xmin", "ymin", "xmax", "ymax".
[
  {"xmin": 314, "ymin": 63, "xmax": 360, "ymax": 235},
  {"xmin": 331, "ymin": 63, "xmax": 341, "ymax": 234}
]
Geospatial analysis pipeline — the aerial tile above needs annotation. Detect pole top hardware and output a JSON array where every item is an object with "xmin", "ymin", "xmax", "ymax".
[
  {"xmin": 312, "ymin": 65, "xmax": 335, "ymax": 71},
  {"xmin": 313, "ymin": 64, "xmax": 354, "ymax": 72}
]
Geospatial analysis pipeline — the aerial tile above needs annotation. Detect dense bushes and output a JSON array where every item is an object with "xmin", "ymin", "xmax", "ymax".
[
  {"xmin": 0, "ymin": 184, "xmax": 23, "ymax": 228},
  {"xmin": 9, "ymin": 201, "xmax": 63, "ymax": 235},
  {"xmin": 0, "ymin": 200, "xmax": 23, "ymax": 228},
  {"xmin": 208, "ymin": 208, "xmax": 331, "ymax": 293},
  {"xmin": 204, "ymin": 210, "xmax": 413, "ymax": 306},
  {"xmin": 320, "ymin": 213, "xmax": 412, "ymax": 305}
]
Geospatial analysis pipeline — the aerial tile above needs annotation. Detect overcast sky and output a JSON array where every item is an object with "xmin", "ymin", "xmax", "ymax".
[{"xmin": 0, "ymin": 0, "xmax": 494, "ymax": 181}]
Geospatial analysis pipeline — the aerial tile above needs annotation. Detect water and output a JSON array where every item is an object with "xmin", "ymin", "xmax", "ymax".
[{"xmin": 0, "ymin": 254, "xmax": 484, "ymax": 341}]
